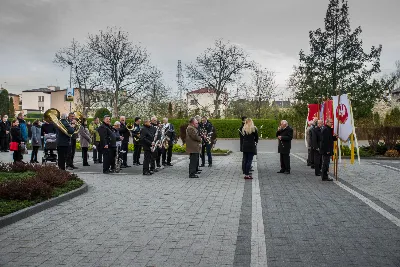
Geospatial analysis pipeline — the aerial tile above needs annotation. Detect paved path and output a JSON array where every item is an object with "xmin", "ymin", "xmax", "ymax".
[{"xmin": 0, "ymin": 144, "xmax": 399, "ymax": 266}]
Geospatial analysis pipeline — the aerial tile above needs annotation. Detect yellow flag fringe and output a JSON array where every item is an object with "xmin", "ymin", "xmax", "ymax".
[{"xmin": 350, "ymin": 133, "xmax": 355, "ymax": 164}]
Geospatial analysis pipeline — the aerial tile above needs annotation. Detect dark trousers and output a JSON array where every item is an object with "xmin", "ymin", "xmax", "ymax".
[
  {"xmin": 243, "ymin": 152, "xmax": 254, "ymax": 175},
  {"xmin": 321, "ymin": 154, "xmax": 331, "ymax": 178},
  {"xmin": 31, "ymin": 146, "xmax": 39, "ymax": 162},
  {"xmin": 156, "ymin": 147, "xmax": 161, "ymax": 167},
  {"xmin": 201, "ymin": 143, "xmax": 212, "ymax": 165},
  {"xmin": 309, "ymin": 148, "xmax": 315, "ymax": 166},
  {"xmin": 97, "ymin": 145, "xmax": 103, "ymax": 163},
  {"xmin": 189, "ymin": 153, "xmax": 199, "ymax": 176},
  {"xmin": 143, "ymin": 150, "xmax": 152, "ymax": 173},
  {"xmin": 162, "ymin": 145, "xmax": 173, "ymax": 164},
  {"xmin": 93, "ymin": 141, "xmax": 99, "ymax": 162},
  {"xmin": 280, "ymin": 153, "xmax": 290, "ymax": 172},
  {"xmin": 151, "ymin": 149, "xmax": 157, "ymax": 170},
  {"xmin": 82, "ymin": 147, "xmax": 88, "ymax": 165},
  {"xmin": 307, "ymin": 148, "xmax": 312, "ymax": 165},
  {"xmin": 66, "ymin": 139, "xmax": 76, "ymax": 167},
  {"xmin": 121, "ymin": 142, "xmax": 128, "ymax": 165},
  {"xmin": 133, "ymin": 143, "xmax": 142, "ymax": 163},
  {"xmin": 57, "ymin": 146, "xmax": 69, "ymax": 170},
  {"xmin": 313, "ymin": 149, "xmax": 322, "ymax": 175},
  {"xmin": 102, "ymin": 148, "xmax": 116, "ymax": 172},
  {"xmin": 0, "ymin": 136, "xmax": 8, "ymax": 151}
]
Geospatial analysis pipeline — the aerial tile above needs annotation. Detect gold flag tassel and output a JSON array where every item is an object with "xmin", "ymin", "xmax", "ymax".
[{"xmin": 350, "ymin": 133, "xmax": 355, "ymax": 164}]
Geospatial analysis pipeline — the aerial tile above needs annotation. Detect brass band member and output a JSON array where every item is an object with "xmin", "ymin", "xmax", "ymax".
[
  {"xmin": 161, "ymin": 117, "xmax": 175, "ymax": 166},
  {"xmin": 150, "ymin": 116, "xmax": 159, "ymax": 172},
  {"xmin": 66, "ymin": 112, "xmax": 78, "ymax": 170},
  {"xmin": 155, "ymin": 120, "xmax": 163, "ymax": 168},
  {"xmin": 186, "ymin": 117, "xmax": 202, "ymax": 178},
  {"xmin": 276, "ymin": 120, "xmax": 293, "ymax": 174},
  {"xmin": 118, "ymin": 116, "xmax": 131, "ymax": 168},
  {"xmin": 56, "ymin": 113, "xmax": 75, "ymax": 170},
  {"xmin": 199, "ymin": 116, "xmax": 214, "ymax": 167},
  {"xmin": 89, "ymin": 117, "xmax": 102, "ymax": 164},
  {"xmin": 132, "ymin": 117, "xmax": 142, "ymax": 165},
  {"xmin": 98, "ymin": 115, "xmax": 116, "ymax": 174},
  {"xmin": 140, "ymin": 119, "xmax": 154, "ymax": 175}
]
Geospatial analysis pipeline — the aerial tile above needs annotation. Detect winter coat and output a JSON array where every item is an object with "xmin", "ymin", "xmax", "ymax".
[
  {"xmin": 311, "ymin": 126, "xmax": 322, "ymax": 150},
  {"xmin": 140, "ymin": 125, "xmax": 154, "ymax": 151},
  {"xmin": 31, "ymin": 125, "xmax": 42, "ymax": 147},
  {"xmin": 306, "ymin": 126, "xmax": 313, "ymax": 148},
  {"xmin": 242, "ymin": 129, "xmax": 258, "ymax": 154},
  {"xmin": 118, "ymin": 123, "xmax": 130, "ymax": 144},
  {"xmin": 11, "ymin": 126, "xmax": 22, "ymax": 143},
  {"xmin": 56, "ymin": 119, "xmax": 74, "ymax": 147},
  {"xmin": 186, "ymin": 125, "xmax": 201, "ymax": 154},
  {"xmin": 79, "ymin": 126, "xmax": 92, "ymax": 148},
  {"xmin": 0, "ymin": 121, "xmax": 11, "ymax": 138},
  {"xmin": 276, "ymin": 126, "xmax": 293, "ymax": 154},
  {"xmin": 320, "ymin": 125, "xmax": 337, "ymax": 155},
  {"xmin": 41, "ymin": 122, "xmax": 56, "ymax": 136},
  {"xmin": 98, "ymin": 122, "xmax": 116, "ymax": 148},
  {"xmin": 18, "ymin": 118, "xmax": 28, "ymax": 142}
]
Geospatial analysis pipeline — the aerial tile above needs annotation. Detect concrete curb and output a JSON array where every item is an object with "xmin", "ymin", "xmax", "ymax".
[
  {"xmin": 0, "ymin": 183, "xmax": 88, "ymax": 229},
  {"xmin": 340, "ymin": 156, "xmax": 400, "ymax": 161}
]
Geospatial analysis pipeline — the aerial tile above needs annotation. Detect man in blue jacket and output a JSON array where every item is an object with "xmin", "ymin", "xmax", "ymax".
[{"xmin": 17, "ymin": 113, "xmax": 28, "ymax": 142}]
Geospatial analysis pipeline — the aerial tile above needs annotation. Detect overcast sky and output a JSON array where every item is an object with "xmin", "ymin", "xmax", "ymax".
[{"xmin": 1, "ymin": 0, "xmax": 399, "ymax": 99}]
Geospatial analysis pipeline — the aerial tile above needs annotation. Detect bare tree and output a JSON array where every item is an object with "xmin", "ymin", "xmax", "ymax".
[
  {"xmin": 54, "ymin": 39, "xmax": 102, "ymax": 116},
  {"xmin": 186, "ymin": 39, "xmax": 252, "ymax": 118},
  {"xmin": 246, "ymin": 65, "xmax": 277, "ymax": 118},
  {"xmin": 88, "ymin": 27, "xmax": 151, "ymax": 117}
]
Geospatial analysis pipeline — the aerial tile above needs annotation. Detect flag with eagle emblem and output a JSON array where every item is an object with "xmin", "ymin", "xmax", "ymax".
[{"xmin": 332, "ymin": 94, "xmax": 353, "ymax": 141}]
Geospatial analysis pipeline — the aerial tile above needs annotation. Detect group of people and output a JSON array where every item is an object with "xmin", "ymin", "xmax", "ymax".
[{"xmin": 306, "ymin": 118, "xmax": 337, "ymax": 181}]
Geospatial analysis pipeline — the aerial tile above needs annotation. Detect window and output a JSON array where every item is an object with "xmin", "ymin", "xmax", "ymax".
[
  {"xmin": 38, "ymin": 96, "xmax": 44, "ymax": 102},
  {"xmin": 39, "ymin": 107, "xmax": 44, "ymax": 111},
  {"xmin": 190, "ymin": 99, "xmax": 197, "ymax": 105}
]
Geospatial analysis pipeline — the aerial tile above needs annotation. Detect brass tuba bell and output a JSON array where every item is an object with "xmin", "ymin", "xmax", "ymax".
[
  {"xmin": 72, "ymin": 111, "xmax": 83, "ymax": 134},
  {"xmin": 44, "ymin": 108, "xmax": 73, "ymax": 137}
]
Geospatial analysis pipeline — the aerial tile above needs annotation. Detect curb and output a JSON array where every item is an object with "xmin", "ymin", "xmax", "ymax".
[
  {"xmin": 340, "ymin": 156, "xmax": 400, "ymax": 161},
  {"xmin": 172, "ymin": 152, "xmax": 232, "ymax": 156},
  {"xmin": 0, "ymin": 183, "xmax": 88, "ymax": 229}
]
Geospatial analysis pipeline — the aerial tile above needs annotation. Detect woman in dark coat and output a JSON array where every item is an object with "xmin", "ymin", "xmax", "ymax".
[
  {"xmin": 10, "ymin": 119, "xmax": 23, "ymax": 163},
  {"xmin": 241, "ymin": 118, "xmax": 258, "ymax": 179}
]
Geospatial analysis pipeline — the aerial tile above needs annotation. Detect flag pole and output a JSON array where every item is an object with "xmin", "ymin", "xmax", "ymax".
[{"xmin": 335, "ymin": 92, "xmax": 342, "ymax": 181}]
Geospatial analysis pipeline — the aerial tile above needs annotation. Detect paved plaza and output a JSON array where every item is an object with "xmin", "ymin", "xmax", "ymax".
[{"xmin": 0, "ymin": 140, "xmax": 399, "ymax": 266}]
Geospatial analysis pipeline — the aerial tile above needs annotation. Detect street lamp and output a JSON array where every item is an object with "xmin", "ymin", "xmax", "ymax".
[{"xmin": 67, "ymin": 61, "xmax": 73, "ymax": 112}]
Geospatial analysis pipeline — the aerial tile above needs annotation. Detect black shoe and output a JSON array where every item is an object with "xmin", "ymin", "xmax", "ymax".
[
  {"xmin": 322, "ymin": 177, "xmax": 333, "ymax": 181},
  {"xmin": 162, "ymin": 162, "xmax": 166, "ymax": 166},
  {"xmin": 149, "ymin": 170, "xmax": 154, "ymax": 175},
  {"xmin": 156, "ymin": 165, "xmax": 161, "ymax": 168},
  {"xmin": 153, "ymin": 169, "xmax": 159, "ymax": 172},
  {"xmin": 98, "ymin": 161, "xmax": 103, "ymax": 164},
  {"xmin": 196, "ymin": 169, "xmax": 202, "ymax": 172},
  {"xmin": 284, "ymin": 171, "xmax": 290, "ymax": 174},
  {"xmin": 73, "ymin": 166, "xmax": 78, "ymax": 169},
  {"xmin": 103, "ymin": 170, "xmax": 110, "ymax": 174},
  {"xmin": 315, "ymin": 173, "xmax": 321, "ymax": 176},
  {"xmin": 250, "ymin": 169, "xmax": 254, "ymax": 172},
  {"xmin": 200, "ymin": 164, "xmax": 205, "ymax": 167},
  {"xmin": 166, "ymin": 163, "xmax": 173, "ymax": 166},
  {"xmin": 196, "ymin": 171, "xmax": 201, "ymax": 174},
  {"xmin": 83, "ymin": 164, "xmax": 90, "ymax": 166},
  {"xmin": 143, "ymin": 172, "xmax": 152, "ymax": 175},
  {"xmin": 208, "ymin": 164, "xmax": 212, "ymax": 167},
  {"xmin": 124, "ymin": 164, "xmax": 131, "ymax": 168},
  {"xmin": 137, "ymin": 162, "xmax": 142, "ymax": 165},
  {"xmin": 307, "ymin": 163, "xmax": 311, "ymax": 166},
  {"xmin": 189, "ymin": 175, "xmax": 199, "ymax": 178},
  {"xmin": 277, "ymin": 170, "xmax": 285, "ymax": 173},
  {"xmin": 311, "ymin": 166, "xmax": 315, "ymax": 169}
]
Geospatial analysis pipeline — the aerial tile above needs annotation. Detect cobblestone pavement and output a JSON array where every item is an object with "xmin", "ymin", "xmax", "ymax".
[
  {"xmin": 258, "ymin": 153, "xmax": 400, "ymax": 267},
  {"xmin": 1, "ymin": 144, "xmax": 400, "ymax": 266}
]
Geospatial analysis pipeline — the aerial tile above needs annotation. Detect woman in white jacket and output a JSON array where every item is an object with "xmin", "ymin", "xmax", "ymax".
[{"xmin": 79, "ymin": 118, "xmax": 92, "ymax": 166}]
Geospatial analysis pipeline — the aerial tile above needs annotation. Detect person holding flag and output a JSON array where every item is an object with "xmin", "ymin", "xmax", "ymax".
[{"xmin": 320, "ymin": 119, "xmax": 337, "ymax": 181}]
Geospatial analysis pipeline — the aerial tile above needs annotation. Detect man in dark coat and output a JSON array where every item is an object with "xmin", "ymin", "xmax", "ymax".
[
  {"xmin": 0, "ymin": 115, "xmax": 11, "ymax": 152},
  {"xmin": 66, "ymin": 112, "xmax": 78, "ymax": 170},
  {"xmin": 320, "ymin": 119, "xmax": 337, "ymax": 181},
  {"xmin": 200, "ymin": 116, "xmax": 214, "ymax": 167},
  {"xmin": 98, "ymin": 116, "xmax": 116, "ymax": 174},
  {"xmin": 56, "ymin": 114, "xmax": 75, "ymax": 170},
  {"xmin": 132, "ymin": 117, "xmax": 142, "ymax": 165},
  {"xmin": 140, "ymin": 119, "xmax": 154, "ymax": 175},
  {"xmin": 276, "ymin": 120, "xmax": 293, "ymax": 174},
  {"xmin": 311, "ymin": 120, "xmax": 323, "ymax": 176},
  {"xmin": 118, "ymin": 116, "xmax": 131, "ymax": 168},
  {"xmin": 161, "ymin": 117, "xmax": 175, "ymax": 166}
]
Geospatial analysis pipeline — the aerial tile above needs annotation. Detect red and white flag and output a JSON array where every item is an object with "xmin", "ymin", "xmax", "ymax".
[{"xmin": 332, "ymin": 94, "xmax": 353, "ymax": 141}]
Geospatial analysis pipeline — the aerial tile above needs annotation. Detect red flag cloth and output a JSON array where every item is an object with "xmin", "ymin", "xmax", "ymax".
[
  {"xmin": 307, "ymin": 104, "xmax": 320, "ymax": 121},
  {"xmin": 323, "ymin": 100, "xmax": 334, "ymax": 125}
]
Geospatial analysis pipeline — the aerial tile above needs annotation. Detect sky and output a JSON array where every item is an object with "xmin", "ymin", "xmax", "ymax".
[{"xmin": 1, "ymin": 0, "xmax": 399, "ymax": 99}]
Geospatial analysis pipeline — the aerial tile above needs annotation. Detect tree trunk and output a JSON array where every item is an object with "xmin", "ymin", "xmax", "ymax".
[{"xmin": 214, "ymin": 93, "xmax": 220, "ymax": 119}]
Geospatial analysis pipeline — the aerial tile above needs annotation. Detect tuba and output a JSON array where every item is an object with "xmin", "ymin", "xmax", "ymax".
[{"xmin": 44, "ymin": 108, "xmax": 73, "ymax": 137}]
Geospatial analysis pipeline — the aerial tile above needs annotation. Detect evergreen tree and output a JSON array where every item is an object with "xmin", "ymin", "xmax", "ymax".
[
  {"xmin": 9, "ymin": 97, "xmax": 15, "ymax": 117},
  {"xmin": 0, "ymin": 89, "xmax": 9, "ymax": 117},
  {"xmin": 292, "ymin": 0, "xmax": 383, "ymax": 119}
]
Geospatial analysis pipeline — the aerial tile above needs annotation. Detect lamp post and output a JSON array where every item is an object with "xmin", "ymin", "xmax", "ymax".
[{"xmin": 67, "ymin": 61, "xmax": 73, "ymax": 112}]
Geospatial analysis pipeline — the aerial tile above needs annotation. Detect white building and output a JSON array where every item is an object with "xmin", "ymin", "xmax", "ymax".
[
  {"xmin": 21, "ymin": 88, "xmax": 55, "ymax": 114},
  {"xmin": 187, "ymin": 88, "xmax": 228, "ymax": 118}
]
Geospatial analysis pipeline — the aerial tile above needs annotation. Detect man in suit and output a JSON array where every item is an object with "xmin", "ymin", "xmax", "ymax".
[
  {"xmin": 161, "ymin": 117, "xmax": 175, "ymax": 167},
  {"xmin": 132, "ymin": 117, "xmax": 142, "ymax": 166},
  {"xmin": 320, "ymin": 118, "xmax": 337, "ymax": 181},
  {"xmin": 66, "ymin": 112, "xmax": 78, "ymax": 170},
  {"xmin": 140, "ymin": 119, "xmax": 154, "ymax": 175},
  {"xmin": 56, "ymin": 113, "xmax": 75, "ymax": 170},
  {"xmin": 98, "ymin": 116, "xmax": 116, "ymax": 174},
  {"xmin": 0, "ymin": 115, "xmax": 10, "ymax": 152},
  {"xmin": 276, "ymin": 120, "xmax": 293, "ymax": 174},
  {"xmin": 311, "ymin": 120, "xmax": 323, "ymax": 176},
  {"xmin": 186, "ymin": 118, "xmax": 202, "ymax": 178}
]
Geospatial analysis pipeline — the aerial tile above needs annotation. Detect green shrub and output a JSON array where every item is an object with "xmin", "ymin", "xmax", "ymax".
[
  {"xmin": 94, "ymin": 108, "xmax": 111, "ymax": 119},
  {"xmin": 384, "ymin": 149, "xmax": 400, "ymax": 158}
]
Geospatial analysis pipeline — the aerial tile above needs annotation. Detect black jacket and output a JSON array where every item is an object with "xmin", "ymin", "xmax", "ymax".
[
  {"xmin": 0, "ymin": 121, "xmax": 11, "ymax": 137},
  {"xmin": 68, "ymin": 119, "xmax": 78, "ymax": 140},
  {"xmin": 276, "ymin": 126, "xmax": 293, "ymax": 154},
  {"xmin": 41, "ymin": 122, "xmax": 56, "ymax": 136},
  {"xmin": 242, "ymin": 129, "xmax": 258, "ymax": 154},
  {"xmin": 98, "ymin": 122, "xmax": 116, "ymax": 148},
  {"xmin": 320, "ymin": 125, "xmax": 337, "ymax": 155},
  {"xmin": 200, "ymin": 121, "xmax": 213, "ymax": 144},
  {"xmin": 140, "ymin": 125, "xmax": 154, "ymax": 151},
  {"xmin": 311, "ymin": 126, "xmax": 322, "ymax": 150},
  {"xmin": 11, "ymin": 126, "xmax": 22, "ymax": 143},
  {"xmin": 27, "ymin": 124, "xmax": 32, "ymax": 138},
  {"xmin": 239, "ymin": 123, "xmax": 244, "ymax": 152},
  {"xmin": 163, "ymin": 123, "xmax": 175, "ymax": 143},
  {"xmin": 132, "ymin": 123, "xmax": 141, "ymax": 144},
  {"xmin": 56, "ymin": 119, "xmax": 75, "ymax": 147},
  {"xmin": 118, "ymin": 123, "xmax": 130, "ymax": 143}
]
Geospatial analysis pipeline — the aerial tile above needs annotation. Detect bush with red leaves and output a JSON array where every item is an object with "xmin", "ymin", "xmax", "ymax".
[{"xmin": 0, "ymin": 163, "xmax": 81, "ymax": 201}]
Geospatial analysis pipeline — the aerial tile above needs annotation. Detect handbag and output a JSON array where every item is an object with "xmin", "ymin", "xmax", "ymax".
[
  {"xmin": 10, "ymin": 142, "xmax": 19, "ymax": 151},
  {"xmin": 19, "ymin": 143, "xmax": 28, "ymax": 154}
]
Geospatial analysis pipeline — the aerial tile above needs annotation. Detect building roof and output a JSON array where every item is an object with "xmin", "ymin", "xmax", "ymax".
[
  {"xmin": 8, "ymin": 93, "xmax": 19, "ymax": 97},
  {"xmin": 272, "ymin": 100, "xmax": 291, "ymax": 108},
  {"xmin": 22, "ymin": 88, "xmax": 53, "ymax": 93}
]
